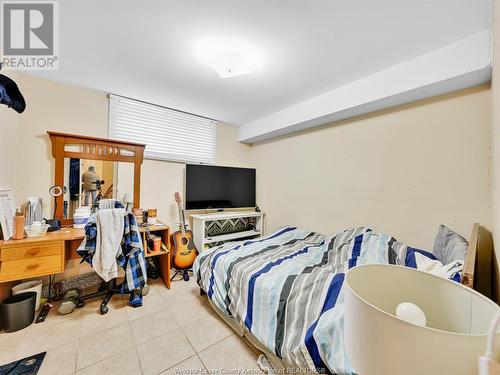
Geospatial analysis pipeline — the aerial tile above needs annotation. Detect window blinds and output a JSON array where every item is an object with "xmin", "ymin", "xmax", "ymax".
[{"xmin": 108, "ymin": 95, "xmax": 217, "ymax": 164}]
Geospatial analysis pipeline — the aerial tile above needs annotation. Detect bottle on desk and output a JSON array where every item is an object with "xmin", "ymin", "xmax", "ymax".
[{"xmin": 13, "ymin": 207, "xmax": 25, "ymax": 240}]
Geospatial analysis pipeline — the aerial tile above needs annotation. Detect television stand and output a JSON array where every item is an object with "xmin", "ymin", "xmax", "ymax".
[{"xmin": 191, "ymin": 211, "xmax": 264, "ymax": 252}]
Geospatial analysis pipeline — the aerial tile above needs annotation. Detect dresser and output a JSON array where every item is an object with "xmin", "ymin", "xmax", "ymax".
[
  {"xmin": 0, "ymin": 228, "xmax": 84, "ymax": 283},
  {"xmin": 0, "ymin": 225, "xmax": 171, "ymax": 287}
]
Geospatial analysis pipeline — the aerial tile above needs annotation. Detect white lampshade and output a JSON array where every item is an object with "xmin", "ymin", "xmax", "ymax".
[
  {"xmin": 344, "ymin": 264, "xmax": 500, "ymax": 375},
  {"xmin": 122, "ymin": 193, "xmax": 132, "ymax": 203}
]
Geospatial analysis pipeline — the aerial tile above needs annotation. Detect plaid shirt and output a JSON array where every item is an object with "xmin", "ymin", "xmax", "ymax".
[{"xmin": 77, "ymin": 202, "xmax": 147, "ymax": 293}]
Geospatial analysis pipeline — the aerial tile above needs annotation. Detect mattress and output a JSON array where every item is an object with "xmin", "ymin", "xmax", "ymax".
[{"xmin": 194, "ymin": 226, "xmax": 414, "ymax": 374}]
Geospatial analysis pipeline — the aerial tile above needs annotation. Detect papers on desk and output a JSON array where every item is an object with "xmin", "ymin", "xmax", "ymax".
[{"xmin": 0, "ymin": 189, "xmax": 15, "ymax": 240}]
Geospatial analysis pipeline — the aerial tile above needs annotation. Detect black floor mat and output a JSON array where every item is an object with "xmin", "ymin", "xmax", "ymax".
[{"xmin": 0, "ymin": 352, "xmax": 46, "ymax": 375}]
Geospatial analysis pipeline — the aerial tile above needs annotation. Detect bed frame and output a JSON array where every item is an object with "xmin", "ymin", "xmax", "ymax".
[
  {"xmin": 203, "ymin": 223, "xmax": 497, "ymax": 370},
  {"xmin": 461, "ymin": 223, "xmax": 496, "ymax": 301}
]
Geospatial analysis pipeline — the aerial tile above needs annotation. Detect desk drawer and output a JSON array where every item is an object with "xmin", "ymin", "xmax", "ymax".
[
  {"xmin": 0, "ymin": 242, "xmax": 62, "ymax": 261},
  {"xmin": 0, "ymin": 255, "xmax": 63, "ymax": 281}
]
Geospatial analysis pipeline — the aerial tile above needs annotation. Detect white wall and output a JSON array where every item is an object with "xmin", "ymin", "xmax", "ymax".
[{"xmin": 250, "ymin": 85, "xmax": 492, "ymax": 251}]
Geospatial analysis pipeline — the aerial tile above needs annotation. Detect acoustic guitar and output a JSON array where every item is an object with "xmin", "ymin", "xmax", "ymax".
[{"xmin": 172, "ymin": 192, "xmax": 198, "ymax": 270}]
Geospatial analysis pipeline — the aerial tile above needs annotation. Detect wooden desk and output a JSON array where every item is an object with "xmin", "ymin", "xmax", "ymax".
[{"xmin": 0, "ymin": 225, "xmax": 171, "ymax": 288}]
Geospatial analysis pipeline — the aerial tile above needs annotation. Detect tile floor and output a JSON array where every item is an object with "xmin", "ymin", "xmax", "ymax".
[{"xmin": 0, "ymin": 278, "xmax": 263, "ymax": 375}]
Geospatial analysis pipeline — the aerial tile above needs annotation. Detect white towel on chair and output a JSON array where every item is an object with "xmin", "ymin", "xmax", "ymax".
[
  {"xmin": 99, "ymin": 199, "xmax": 118, "ymax": 210},
  {"xmin": 93, "ymin": 208, "xmax": 125, "ymax": 282}
]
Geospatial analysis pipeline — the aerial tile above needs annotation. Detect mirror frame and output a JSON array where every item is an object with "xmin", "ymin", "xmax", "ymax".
[{"xmin": 48, "ymin": 131, "xmax": 145, "ymax": 225}]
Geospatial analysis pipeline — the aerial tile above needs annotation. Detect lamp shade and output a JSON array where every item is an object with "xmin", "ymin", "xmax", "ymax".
[
  {"xmin": 344, "ymin": 264, "xmax": 500, "ymax": 375},
  {"xmin": 122, "ymin": 193, "xmax": 132, "ymax": 204}
]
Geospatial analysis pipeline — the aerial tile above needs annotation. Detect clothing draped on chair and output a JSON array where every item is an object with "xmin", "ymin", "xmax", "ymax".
[{"xmin": 77, "ymin": 200, "xmax": 147, "ymax": 300}]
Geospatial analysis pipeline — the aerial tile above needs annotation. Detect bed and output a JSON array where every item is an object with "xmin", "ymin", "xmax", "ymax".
[{"xmin": 193, "ymin": 224, "xmax": 494, "ymax": 374}]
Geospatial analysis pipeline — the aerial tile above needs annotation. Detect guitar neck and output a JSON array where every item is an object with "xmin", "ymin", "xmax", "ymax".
[{"xmin": 177, "ymin": 201, "xmax": 186, "ymax": 235}]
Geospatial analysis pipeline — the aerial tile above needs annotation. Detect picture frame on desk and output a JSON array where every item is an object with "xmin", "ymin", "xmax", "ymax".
[{"xmin": 0, "ymin": 188, "xmax": 15, "ymax": 241}]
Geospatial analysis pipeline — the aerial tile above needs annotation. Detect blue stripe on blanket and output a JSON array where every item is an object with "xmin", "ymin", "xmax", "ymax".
[
  {"xmin": 405, "ymin": 247, "xmax": 437, "ymax": 269},
  {"xmin": 244, "ymin": 240, "xmax": 324, "ymax": 330},
  {"xmin": 348, "ymin": 234, "xmax": 363, "ymax": 268},
  {"xmin": 305, "ymin": 273, "xmax": 345, "ymax": 373},
  {"xmin": 207, "ymin": 227, "xmax": 296, "ymax": 298}
]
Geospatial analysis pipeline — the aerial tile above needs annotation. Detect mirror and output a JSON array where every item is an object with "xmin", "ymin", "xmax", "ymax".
[
  {"xmin": 48, "ymin": 131, "xmax": 145, "ymax": 225},
  {"xmin": 62, "ymin": 158, "xmax": 134, "ymax": 218}
]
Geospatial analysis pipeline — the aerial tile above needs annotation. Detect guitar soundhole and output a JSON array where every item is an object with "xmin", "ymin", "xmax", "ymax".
[{"xmin": 181, "ymin": 237, "xmax": 189, "ymax": 246}]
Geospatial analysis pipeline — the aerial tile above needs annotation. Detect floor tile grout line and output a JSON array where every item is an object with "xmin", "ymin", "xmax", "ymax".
[
  {"xmin": 197, "ymin": 332, "xmax": 237, "ymax": 355},
  {"xmin": 197, "ymin": 351, "xmax": 212, "ymax": 373},
  {"xmin": 75, "ymin": 321, "xmax": 135, "ymax": 372},
  {"xmin": 181, "ymin": 322, "xmax": 234, "ymax": 354},
  {"xmin": 195, "ymin": 354, "xmax": 209, "ymax": 371},
  {"xmin": 5, "ymin": 279, "xmax": 232, "ymax": 374},
  {"xmin": 75, "ymin": 342, "xmax": 135, "ymax": 373},
  {"xmin": 73, "ymin": 339, "xmax": 80, "ymax": 375},
  {"xmin": 133, "ymin": 342, "xmax": 145, "ymax": 375},
  {"xmin": 162, "ymin": 353, "xmax": 209, "ymax": 374}
]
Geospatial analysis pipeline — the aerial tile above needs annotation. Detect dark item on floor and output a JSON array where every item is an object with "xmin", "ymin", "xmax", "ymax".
[
  {"xmin": 34, "ymin": 303, "xmax": 52, "ymax": 324},
  {"xmin": 0, "ymin": 74, "xmax": 26, "ymax": 114},
  {"xmin": 0, "ymin": 352, "xmax": 46, "ymax": 375},
  {"xmin": 147, "ymin": 257, "xmax": 160, "ymax": 279},
  {"xmin": 36, "ymin": 274, "xmax": 56, "ymax": 323},
  {"xmin": 41, "ymin": 282, "xmax": 63, "ymax": 302},
  {"xmin": 171, "ymin": 268, "xmax": 191, "ymax": 282},
  {"xmin": 75, "ymin": 279, "xmax": 122, "ymax": 314},
  {"xmin": 1, "ymin": 292, "xmax": 36, "ymax": 332},
  {"xmin": 74, "ymin": 278, "xmax": 143, "ymax": 313}
]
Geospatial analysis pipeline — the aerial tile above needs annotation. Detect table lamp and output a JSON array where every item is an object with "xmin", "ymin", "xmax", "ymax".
[
  {"xmin": 344, "ymin": 264, "xmax": 500, "ymax": 375},
  {"xmin": 122, "ymin": 192, "xmax": 132, "ymax": 211}
]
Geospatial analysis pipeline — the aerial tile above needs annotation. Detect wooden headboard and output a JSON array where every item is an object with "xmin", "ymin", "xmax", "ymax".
[{"xmin": 461, "ymin": 223, "xmax": 497, "ymax": 301}]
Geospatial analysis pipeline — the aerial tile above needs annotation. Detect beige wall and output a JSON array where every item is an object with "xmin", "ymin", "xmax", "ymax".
[
  {"xmin": 492, "ymin": 0, "xmax": 500, "ymax": 301},
  {"xmin": 0, "ymin": 72, "xmax": 20, "ymax": 190},
  {"xmin": 250, "ymin": 85, "xmax": 492, "ymax": 250},
  {"xmin": 139, "ymin": 123, "xmax": 251, "ymax": 230},
  {"xmin": 8, "ymin": 73, "xmax": 250, "ymax": 280},
  {"xmin": 11, "ymin": 73, "xmax": 250, "ymax": 223},
  {"xmin": 14, "ymin": 73, "xmax": 108, "ymax": 219},
  {"xmin": 3, "ymin": 72, "xmax": 493, "ymax": 281}
]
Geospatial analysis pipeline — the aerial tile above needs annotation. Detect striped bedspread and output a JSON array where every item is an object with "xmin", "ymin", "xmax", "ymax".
[{"xmin": 194, "ymin": 226, "xmax": 407, "ymax": 374}]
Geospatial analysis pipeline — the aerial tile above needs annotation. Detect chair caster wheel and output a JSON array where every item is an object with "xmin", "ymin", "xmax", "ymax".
[
  {"xmin": 76, "ymin": 300, "xmax": 85, "ymax": 308},
  {"xmin": 183, "ymin": 272, "xmax": 190, "ymax": 281},
  {"xmin": 100, "ymin": 305, "xmax": 109, "ymax": 315}
]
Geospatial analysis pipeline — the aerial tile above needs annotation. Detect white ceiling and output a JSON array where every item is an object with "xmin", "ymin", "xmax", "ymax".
[{"xmin": 30, "ymin": 0, "xmax": 492, "ymax": 126}]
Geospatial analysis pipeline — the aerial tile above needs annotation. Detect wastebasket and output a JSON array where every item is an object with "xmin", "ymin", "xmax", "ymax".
[
  {"xmin": 12, "ymin": 280, "xmax": 42, "ymax": 311},
  {"xmin": 1, "ymin": 292, "xmax": 36, "ymax": 332}
]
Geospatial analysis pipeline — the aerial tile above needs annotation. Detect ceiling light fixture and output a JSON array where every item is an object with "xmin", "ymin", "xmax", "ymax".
[{"xmin": 195, "ymin": 37, "xmax": 264, "ymax": 79}]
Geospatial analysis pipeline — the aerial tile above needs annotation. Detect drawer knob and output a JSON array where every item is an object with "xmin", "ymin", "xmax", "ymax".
[
  {"xmin": 27, "ymin": 249, "xmax": 40, "ymax": 256},
  {"xmin": 26, "ymin": 264, "xmax": 39, "ymax": 270}
]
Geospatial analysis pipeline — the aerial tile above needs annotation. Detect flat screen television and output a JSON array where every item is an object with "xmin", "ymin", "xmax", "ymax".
[{"xmin": 185, "ymin": 164, "xmax": 256, "ymax": 210}]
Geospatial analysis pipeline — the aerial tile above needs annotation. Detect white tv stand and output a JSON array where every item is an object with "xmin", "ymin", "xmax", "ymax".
[{"xmin": 191, "ymin": 211, "xmax": 264, "ymax": 252}]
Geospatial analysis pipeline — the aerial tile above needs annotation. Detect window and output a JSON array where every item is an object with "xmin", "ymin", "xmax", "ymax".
[{"xmin": 108, "ymin": 94, "xmax": 217, "ymax": 164}]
